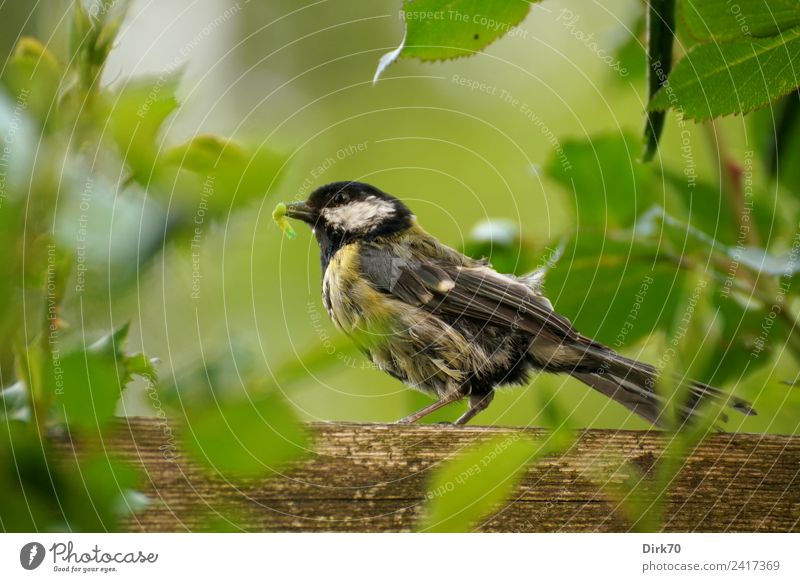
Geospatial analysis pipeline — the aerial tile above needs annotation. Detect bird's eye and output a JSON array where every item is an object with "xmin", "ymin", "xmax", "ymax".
[{"xmin": 333, "ymin": 192, "xmax": 348, "ymax": 204}]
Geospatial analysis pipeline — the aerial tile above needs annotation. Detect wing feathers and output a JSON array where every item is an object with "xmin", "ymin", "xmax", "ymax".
[{"xmin": 359, "ymin": 242, "xmax": 577, "ymax": 341}]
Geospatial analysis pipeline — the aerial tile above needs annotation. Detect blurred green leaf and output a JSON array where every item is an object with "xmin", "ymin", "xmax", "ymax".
[
  {"xmin": 109, "ymin": 74, "xmax": 180, "ymax": 184},
  {"xmin": 159, "ymin": 340, "xmax": 258, "ymax": 410},
  {"xmin": 60, "ymin": 452, "xmax": 142, "ymax": 531},
  {"xmin": 2, "ymin": 37, "xmax": 62, "ymax": 130},
  {"xmin": 546, "ymin": 133, "xmax": 655, "ymax": 228},
  {"xmin": 181, "ymin": 389, "xmax": 310, "ymax": 479},
  {"xmin": 420, "ymin": 434, "xmax": 539, "ymax": 532},
  {"xmin": 45, "ymin": 325, "xmax": 150, "ymax": 432},
  {"xmin": 533, "ymin": 383, "xmax": 578, "ymax": 455},
  {"xmin": 163, "ymin": 134, "xmax": 249, "ymax": 173},
  {"xmin": 0, "ymin": 421, "xmax": 140, "ymax": 531},
  {"xmin": 70, "ymin": 0, "xmax": 94, "ymax": 62},
  {"xmin": 630, "ymin": 207, "xmax": 797, "ymax": 384},
  {"xmin": 545, "ymin": 232, "xmax": 685, "ymax": 347},
  {"xmin": 604, "ymin": 337, "xmax": 723, "ymax": 531},
  {"xmin": 649, "ymin": 27, "xmax": 800, "ymax": 120},
  {"xmin": 0, "ymin": 181, "xmax": 27, "ymax": 384},
  {"xmin": 702, "ymin": 290, "xmax": 783, "ymax": 385},
  {"xmin": 662, "ymin": 171, "xmax": 739, "ymax": 245},
  {"xmin": 162, "ymin": 135, "xmax": 286, "ymax": 216},
  {"xmin": 374, "ymin": 0, "xmax": 539, "ymax": 81},
  {"xmin": 660, "ymin": 172, "xmax": 784, "ymax": 256},
  {"xmin": 0, "ymin": 421, "xmax": 64, "ymax": 531},
  {"xmin": 682, "ymin": 0, "xmax": 800, "ymax": 41},
  {"xmin": 54, "ymin": 172, "xmax": 168, "ymax": 284},
  {"xmin": 88, "ymin": 323, "xmax": 158, "ymax": 385},
  {"xmin": 46, "ymin": 339, "xmax": 120, "ymax": 432}
]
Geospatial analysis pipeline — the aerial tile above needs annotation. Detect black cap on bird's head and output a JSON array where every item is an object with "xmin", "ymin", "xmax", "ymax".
[{"xmin": 284, "ymin": 182, "xmax": 414, "ymax": 244}]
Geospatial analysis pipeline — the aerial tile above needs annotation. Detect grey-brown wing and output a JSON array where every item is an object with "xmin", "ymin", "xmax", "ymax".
[{"xmin": 358, "ymin": 244, "xmax": 579, "ymax": 342}]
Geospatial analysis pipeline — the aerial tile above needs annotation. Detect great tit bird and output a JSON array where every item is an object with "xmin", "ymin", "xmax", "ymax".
[{"xmin": 282, "ymin": 181, "xmax": 756, "ymax": 426}]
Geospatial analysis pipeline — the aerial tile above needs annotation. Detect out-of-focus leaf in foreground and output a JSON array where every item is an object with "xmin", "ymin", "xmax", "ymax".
[
  {"xmin": 45, "ymin": 324, "xmax": 155, "ymax": 432},
  {"xmin": 0, "ymin": 421, "xmax": 141, "ymax": 531},
  {"xmin": 420, "ymin": 435, "xmax": 538, "ymax": 532},
  {"xmin": 1, "ymin": 37, "xmax": 62, "ymax": 130},
  {"xmin": 181, "ymin": 388, "xmax": 310, "ymax": 479},
  {"xmin": 545, "ymin": 233, "xmax": 685, "ymax": 348},
  {"xmin": 682, "ymin": 0, "xmax": 800, "ymax": 41}
]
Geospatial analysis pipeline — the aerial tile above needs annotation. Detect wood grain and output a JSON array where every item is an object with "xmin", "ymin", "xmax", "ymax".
[{"xmin": 63, "ymin": 418, "xmax": 800, "ymax": 532}]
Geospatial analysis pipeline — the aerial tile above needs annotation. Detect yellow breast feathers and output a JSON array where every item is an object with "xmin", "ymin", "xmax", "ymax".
[{"xmin": 322, "ymin": 244, "xmax": 392, "ymax": 334}]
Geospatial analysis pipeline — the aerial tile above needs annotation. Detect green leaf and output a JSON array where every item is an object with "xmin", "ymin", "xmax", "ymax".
[
  {"xmin": 157, "ymin": 341, "xmax": 258, "ymax": 410},
  {"xmin": 163, "ymin": 135, "xmax": 250, "ymax": 173},
  {"xmin": 45, "ymin": 325, "xmax": 150, "ymax": 432},
  {"xmin": 161, "ymin": 135, "xmax": 286, "ymax": 216},
  {"xmin": 374, "ymin": 0, "xmax": 539, "ymax": 81},
  {"xmin": 642, "ymin": 0, "xmax": 675, "ymax": 162},
  {"xmin": 546, "ymin": 133, "xmax": 655, "ymax": 228},
  {"xmin": 420, "ymin": 435, "xmax": 538, "ymax": 532},
  {"xmin": 54, "ymin": 172, "xmax": 168, "ymax": 280},
  {"xmin": 109, "ymin": 73, "xmax": 181, "ymax": 184},
  {"xmin": 682, "ymin": 0, "xmax": 800, "ymax": 41},
  {"xmin": 181, "ymin": 389, "xmax": 310, "ymax": 479},
  {"xmin": 46, "ymin": 340, "xmax": 121, "ymax": 431},
  {"xmin": 641, "ymin": 206, "xmax": 800, "ymax": 277},
  {"xmin": 649, "ymin": 27, "xmax": 800, "ymax": 120},
  {"xmin": 0, "ymin": 93, "xmax": 33, "ymax": 381},
  {"xmin": 0, "ymin": 421, "xmax": 65, "ymax": 531},
  {"xmin": 662, "ymin": 171, "xmax": 739, "ymax": 244},
  {"xmin": 702, "ymin": 290, "xmax": 784, "ymax": 385},
  {"xmin": 544, "ymin": 233, "xmax": 686, "ymax": 347},
  {"xmin": 630, "ymin": 207, "xmax": 796, "ymax": 383},
  {"xmin": 0, "ymin": 421, "xmax": 141, "ymax": 531},
  {"xmin": 663, "ymin": 170, "xmax": 784, "ymax": 248},
  {"xmin": 88, "ymin": 323, "xmax": 158, "ymax": 385},
  {"xmin": 60, "ymin": 453, "xmax": 142, "ymax": 531},
  {"xmin": 1, "ymin": 38, "xmax": 62, "ymax": 131}
]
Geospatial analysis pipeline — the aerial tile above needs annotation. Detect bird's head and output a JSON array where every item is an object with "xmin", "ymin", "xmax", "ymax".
[{"xmin": 283, "ymin": 181, "xmax": 414, "ymax": 244}]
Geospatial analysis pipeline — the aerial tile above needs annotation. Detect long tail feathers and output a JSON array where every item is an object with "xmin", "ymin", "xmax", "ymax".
[{"xmin": 571, "ymin": 350, "xmax": 756, "ymax": 427}]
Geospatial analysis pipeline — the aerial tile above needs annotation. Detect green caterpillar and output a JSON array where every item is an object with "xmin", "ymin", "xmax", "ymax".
[{"xmin": 272, "ymin": 202, "xmax": 296, "ymax": 239}]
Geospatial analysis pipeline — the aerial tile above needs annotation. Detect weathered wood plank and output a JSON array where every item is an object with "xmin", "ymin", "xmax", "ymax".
[{"xmin": 66, "ymin": 418, "xmax": 800, "ymax": 532}]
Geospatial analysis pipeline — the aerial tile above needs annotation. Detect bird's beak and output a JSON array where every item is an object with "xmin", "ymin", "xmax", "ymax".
[{"xmin": 284, "ymin": 201, "xmax": 317, "ymax": 224}]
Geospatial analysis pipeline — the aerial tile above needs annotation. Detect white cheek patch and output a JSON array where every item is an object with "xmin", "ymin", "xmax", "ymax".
[{"xmin": 322, "ymin": 197, "xmax": 395, "ymax": 232}]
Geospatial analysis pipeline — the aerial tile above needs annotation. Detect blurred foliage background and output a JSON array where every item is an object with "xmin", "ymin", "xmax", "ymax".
[{"xmin": 1, "ymin": 0, "xmax": 799, "ymax": 532}]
